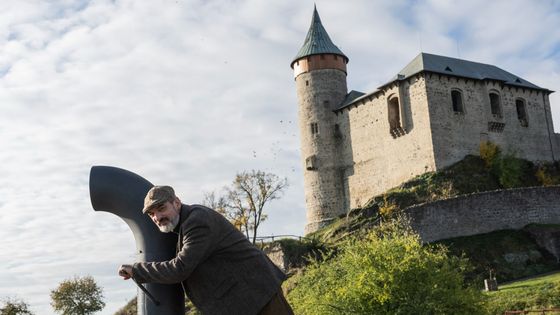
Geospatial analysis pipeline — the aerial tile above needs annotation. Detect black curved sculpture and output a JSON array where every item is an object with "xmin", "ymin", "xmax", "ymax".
[{"xmin": 89, "ymin": 166, "xmax": 184, "ymax": 315}]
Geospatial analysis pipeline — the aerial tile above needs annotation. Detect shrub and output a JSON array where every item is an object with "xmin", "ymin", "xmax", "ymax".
[
  {"xmin": 287, "ymin": 219, "xmax": 486, "ymax": 315},
  {"xmin": 535, "ymin": 162, "xmax": 560, "ymax": 186},
  {"xmin": 495, "ymin": 154, "xmax": 527, "ymax": 188},
  {"xmin": 480, "ymin": 141, "xmax": 501, "ymax": 169}
]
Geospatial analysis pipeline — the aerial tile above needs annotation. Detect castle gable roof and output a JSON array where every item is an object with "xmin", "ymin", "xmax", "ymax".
[
  {"xmin": 338, "ymin": 90, "xmax": 366, "ymax": 108},
  {"xmin": 335, "ymin": 52, "xmax": 551, "ymax": 111},
  {"xmin": 291, "ymin": 6, "xmax": 348, "ymax": 67},
  {"xmin": 393, "ymin": 53, "xmax": 543, "ymax": 90}
]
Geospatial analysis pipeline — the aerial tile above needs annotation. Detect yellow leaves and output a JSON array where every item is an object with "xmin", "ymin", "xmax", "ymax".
[
  {"xmin": 479, "ymin": 141, "xmax": 501, "ymax": 169},
  {"xmin": 287, "ymin": 218, "xmax": 485, "ymax": 315}
]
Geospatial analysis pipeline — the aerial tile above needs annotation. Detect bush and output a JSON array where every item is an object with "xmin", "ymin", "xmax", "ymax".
[
  {"xmin": 535, "ymin": 162, "xmax": 560, "ymax": 186},
  {"xmin": 480, "ymin": 141, "xmax": 501, "ymax": 169},
  {"xmin": 495, "ymin": 154, "xmax": 529, "ymax": 188},
  {"xmin": 287, "ymin": 219, "xmax": 486, "ymax": 315}
]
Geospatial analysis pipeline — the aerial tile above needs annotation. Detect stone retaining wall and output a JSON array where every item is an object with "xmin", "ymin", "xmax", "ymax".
[{"xmin": 405, "ymin": 186, "xmax": 560, "ymax": 242}]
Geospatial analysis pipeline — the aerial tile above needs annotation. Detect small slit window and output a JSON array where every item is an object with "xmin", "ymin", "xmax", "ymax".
[
  {"xmin": 516, "ymin": 98, "xmax": 528, "ymax": 127},
  {"xmin": 489, "ymin": 92, "xmax": 502, "ymax": 118},
  {"xmin": 310, "ymin": 122, "xmax": 318, "ymax": 135},
  {"xmin": 320, "ymin": 54, "xmax": 325, "ymax": 60},
  {"xmin": 334, "ymin": 124, "xmax": 342, "ymax": 138},
  {"xmin": 305, "ymin": 155, "xmax": 317, "ymax": 170},
  {"xmin": 451, "ymin": 90, "xmax": 464, "ymax": 113}
]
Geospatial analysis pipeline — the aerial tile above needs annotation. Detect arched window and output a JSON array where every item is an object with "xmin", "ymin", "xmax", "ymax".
[
  {"xmin": 387, "ymin": 96, "xmax": 404, "ymax": 138},
  {"xmin": 516, "ymin": 98, "xmax": 528, "ymax": 127},
  {"xmin": 489, "ymin": 92, "xmax": 502, "ymax": 118},
  {"xmin": 388, "ymin": 96, "xmax": 401, "ymax": 130},
  {"xmin": 451, "ymin": 89, "xmax": 464, "ymax": 113}
]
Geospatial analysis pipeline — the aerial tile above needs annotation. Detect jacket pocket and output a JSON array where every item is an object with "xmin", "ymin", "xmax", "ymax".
[{"xmin": 213, "ymin": 276, "xmax": 238, "ymax": 299}]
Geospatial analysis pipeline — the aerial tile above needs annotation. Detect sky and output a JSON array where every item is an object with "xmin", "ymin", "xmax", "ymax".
[{"xmin": 1, "ymin": 0, "xmax": 559, "ymax": 314}]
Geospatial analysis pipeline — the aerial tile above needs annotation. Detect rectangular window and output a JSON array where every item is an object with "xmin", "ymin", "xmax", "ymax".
[
  {"xmin": 451, "ymin": 90, "xmax": 464, "ymax": 113},
  {"xmin": 310, "ymin": 122, "xmax": 318, "ymax": 135},
  {"xmin": 516, "ymin": 99, "xmax": 528, "ymax": 127},
  {"xmin": 489, "ymin": 93, "xmax": 502, "ymax": 118}
]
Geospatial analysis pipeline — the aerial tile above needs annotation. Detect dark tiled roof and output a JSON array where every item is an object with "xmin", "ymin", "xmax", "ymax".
[
  {"xmin": 391, "ymin": 53, "xmax": 544, "ymax": 90},
  {"xmin": 338, "ymin": 90, "xmax": 366, "ymax": 108},
  {"xmin": 336, "ymin": 52, "xmax": 550, "ymax": 111},
  {"xmin": 291, "ymin": 6, "xmax": 347, "ymax": 66}
]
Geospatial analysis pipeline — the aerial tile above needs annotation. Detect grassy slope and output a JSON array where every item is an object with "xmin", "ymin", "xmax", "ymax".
[
  {"xmin": 302, "ymin": 155, "xmax": 560, "ymax": 283},
  {"xmin": 485, "ymin": 271, "xmax": 560, "ymax": 314}
]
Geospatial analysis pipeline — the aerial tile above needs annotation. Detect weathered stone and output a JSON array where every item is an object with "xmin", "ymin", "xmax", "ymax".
[{"xmin": 404, "ymin": 186, "xmax": 560, "ymax": 243}]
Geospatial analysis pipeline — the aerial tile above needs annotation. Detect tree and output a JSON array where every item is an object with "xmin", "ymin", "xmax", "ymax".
[
  {"xmin": 202, "ymin": 191, "xmax": 242, "ymax": 230},
  {"xmin": 50, "ymin": 276, "xmax": 105, "ymax": 315},
  {"xmin": 0, "ymin": 298, "xmax": 33, "ymax": 315},
  {"xmin": 288, "ymin": 218, "xmax": 486, "ymax": 315},
  {"xmin": 203, "ymin": 170, "xmax": 288, "ymax": 244}
]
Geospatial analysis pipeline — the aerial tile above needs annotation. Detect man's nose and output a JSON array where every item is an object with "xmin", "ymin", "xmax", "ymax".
[{"xmin": 154, "ymin": 212, "xmax": 164, "ymax": 221}]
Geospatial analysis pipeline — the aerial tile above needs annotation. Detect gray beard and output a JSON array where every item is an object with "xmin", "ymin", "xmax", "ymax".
[{"xmin": 158, "ymin": 215, "xmax": 180, "ymax": 233}]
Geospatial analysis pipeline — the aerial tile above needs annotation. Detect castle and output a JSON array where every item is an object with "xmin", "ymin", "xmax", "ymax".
[{"xmin": 291, "ymin": 7, "xmax": 560, "ymax": 233}]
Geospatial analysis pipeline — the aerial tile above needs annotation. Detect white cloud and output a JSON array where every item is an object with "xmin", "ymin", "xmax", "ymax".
[{"xmin": 0, "ymin": 0, "xmax": 559, "ymax": 314}]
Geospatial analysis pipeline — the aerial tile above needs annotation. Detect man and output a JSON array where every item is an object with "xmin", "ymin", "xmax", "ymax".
[{"xmin": 118, "ymin": 185, "xmax": 294, "ymax": 315}]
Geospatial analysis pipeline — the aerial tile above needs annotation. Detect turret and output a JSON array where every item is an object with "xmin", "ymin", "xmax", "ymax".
[{"xmin": 291, "ymin": 6, "xmax": 348, "ymax": 233}]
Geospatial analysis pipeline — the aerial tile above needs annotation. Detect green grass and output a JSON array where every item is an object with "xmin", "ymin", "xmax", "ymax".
[
  {"xmin": 484, "ymin": 271, "xmax": 560, "ymax": 314},
  {"xmin": 499, "ymin": 271, "xmax": 560, "ymax": 290}
]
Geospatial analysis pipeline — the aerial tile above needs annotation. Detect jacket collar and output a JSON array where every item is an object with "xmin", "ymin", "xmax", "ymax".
[{"xmin": 173, "ymin": 204, "xmax": 191, "ymax": 234}]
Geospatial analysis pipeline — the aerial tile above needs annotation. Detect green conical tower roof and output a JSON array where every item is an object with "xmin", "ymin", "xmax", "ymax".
[{"xmin": 291, "ymin": 6, "xmax": 348, "ymax": 67}]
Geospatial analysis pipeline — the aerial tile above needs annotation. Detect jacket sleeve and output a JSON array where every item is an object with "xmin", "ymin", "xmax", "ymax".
[{"xmin": 132, "ymin": 214, "xmax": 214, "ymax": 284}]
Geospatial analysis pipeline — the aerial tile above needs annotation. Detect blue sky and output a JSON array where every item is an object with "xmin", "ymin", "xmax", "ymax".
[{"xmin": 1, "ymin": 0, "xmax": 559, "ymax": 314}]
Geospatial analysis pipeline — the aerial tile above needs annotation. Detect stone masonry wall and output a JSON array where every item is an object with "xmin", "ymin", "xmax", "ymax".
[
  {"xmin": 425, "ymin": 74, "xmax": 556, "ymax": 169},
  {"xmin": 335, "ymin": 74, "xmax": 437, "ymax": 210},
  {"xmin": 405, "ymin": 186, "xmax": 560, "ymax": 242},
  {"xmin": 296, "ymin": 68, "xmax": 348, "ymax": 233}
]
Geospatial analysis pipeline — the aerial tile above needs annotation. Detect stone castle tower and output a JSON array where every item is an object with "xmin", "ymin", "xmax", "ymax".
[
  {"xmin": 292, "ymin": 7, "xmax": 560, "ymax": 234},
  {"xmin": 290, "ymin": 6, "xmax": 349, "ymax": 233}
]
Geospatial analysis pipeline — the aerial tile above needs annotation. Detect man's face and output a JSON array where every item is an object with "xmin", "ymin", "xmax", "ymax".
[{"xmin": 146, "ymin": 199, "xmax": 180, "ymax": 233}]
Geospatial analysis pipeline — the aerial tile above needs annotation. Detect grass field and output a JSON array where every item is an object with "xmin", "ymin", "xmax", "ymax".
[{"xmin": 485, "ymin": 271, "xmax": 560, "ymax": 314}]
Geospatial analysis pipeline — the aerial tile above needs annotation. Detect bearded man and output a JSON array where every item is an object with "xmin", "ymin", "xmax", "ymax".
[{"xmin": 118, "ymin": 185, "xmax": 293, "ymax": 315}]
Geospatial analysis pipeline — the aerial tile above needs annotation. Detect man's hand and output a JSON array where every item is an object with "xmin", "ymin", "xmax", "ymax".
[{"xmin": 118, "ymin": 264, "xmax": 133, "ymax": 280}]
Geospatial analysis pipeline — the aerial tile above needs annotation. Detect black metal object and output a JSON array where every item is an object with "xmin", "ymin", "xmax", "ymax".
[
  {"xmin": 132, "ymin": 277, "xmax": 161, "ymax": 306},
  {"xmin": 89, "ymin": 166, "xmax": 184, "ymax": 315}
]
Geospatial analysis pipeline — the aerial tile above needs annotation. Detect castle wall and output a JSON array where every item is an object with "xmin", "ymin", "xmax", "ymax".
[
  {"xmin": 406, "ymin": 186, "xmax": 560, "ymax": 242},
  {"xmin": 336, "ymin": 74, "xmax": 437, "ymax": 210},
  {"xmin": 425, "ymin": 74, "xmax": 556, "ymax": 169}
]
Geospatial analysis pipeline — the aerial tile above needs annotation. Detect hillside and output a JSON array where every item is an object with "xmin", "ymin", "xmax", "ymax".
[{"xmin": 288, "ymin": 153, "xmax": 560, "ymax": 283}]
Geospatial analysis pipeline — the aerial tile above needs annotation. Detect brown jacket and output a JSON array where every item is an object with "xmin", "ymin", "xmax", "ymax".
[{"xmin": 132, "ymin": 204, "xmax": 286, "ymax": 315}]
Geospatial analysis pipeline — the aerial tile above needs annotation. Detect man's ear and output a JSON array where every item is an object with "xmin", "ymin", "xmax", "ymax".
[{"xmin": 173, "ymin": 197, "xmax": 181, "ymax": 210}]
